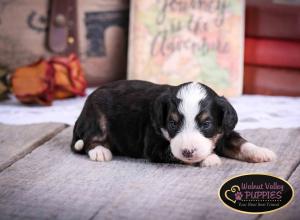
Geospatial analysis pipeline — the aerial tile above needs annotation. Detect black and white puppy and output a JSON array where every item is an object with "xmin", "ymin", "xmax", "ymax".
[{"xmin": 71, "ymin": 80, "xmax": 276, "ymax": 167}]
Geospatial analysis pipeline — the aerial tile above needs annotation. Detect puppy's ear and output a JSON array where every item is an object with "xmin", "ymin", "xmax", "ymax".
[
  {"xmin": 151, "ymin": 92, "xmax": 170, "ymax": 133},
  {"xmin": 216, "ymin": 96, "xmax": 238, "ymax": 134}
]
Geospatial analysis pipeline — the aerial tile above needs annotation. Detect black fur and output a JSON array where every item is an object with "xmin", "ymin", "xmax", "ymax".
[{"xmin": 71, "ymin": 80, "xmax": 243, "ymax": 163}]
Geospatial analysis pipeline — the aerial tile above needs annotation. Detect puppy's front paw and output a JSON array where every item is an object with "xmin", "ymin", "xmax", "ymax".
[
  {"xmin": 241, "ymin": 143, "xmax": 276, "ymax": 163},
  {"xmin": 200, "ymin": 154, "xmax": 222, "ymax": 167},
  {"xmin": 88, "ymin": 146, "xmax": 112, "ymax": 162}
]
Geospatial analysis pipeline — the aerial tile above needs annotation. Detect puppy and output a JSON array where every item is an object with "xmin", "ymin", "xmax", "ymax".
[{"xmin": 71, "ymin": 80, "xmax": 276, "ymax": 167}]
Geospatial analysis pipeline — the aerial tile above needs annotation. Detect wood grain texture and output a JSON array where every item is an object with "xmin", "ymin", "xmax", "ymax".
[
  {"xmin": 0, "ymin": 127, "xmax": 299, "ymax": 220},
  {"xmin": 259, "ymin": 164, "xmax": 300, "ymax": 220},
  {"xmin": 0, "ymin": 123, "xmax": 66, "ymax": 172}
]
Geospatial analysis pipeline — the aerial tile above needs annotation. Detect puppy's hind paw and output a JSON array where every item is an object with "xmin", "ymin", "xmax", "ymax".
[
  {"xmin": 200, "ymin": 154, "xmax": 222, "ymax": 167},
  {"xmin": 88, "ymin": 146, "xmax": 112, "ymax": 162},
  {"xmin": 241, "ymin": 143, "xmax": 277, "ymax": 163}
]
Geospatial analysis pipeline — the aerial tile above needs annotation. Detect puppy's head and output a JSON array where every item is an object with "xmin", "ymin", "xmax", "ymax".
[{"xmin": 152, "ymin": 82, "xmax": 237, "ymax": 164}]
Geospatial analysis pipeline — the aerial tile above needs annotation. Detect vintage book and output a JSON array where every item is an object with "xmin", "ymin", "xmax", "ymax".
[
  {"xmin": 246, "ymin": 0, "xmax": 300, "ymax": 40},
  {"xmin": 128, "ymin": 0, "xmax": 245, "ymax": 96},
  {"xmin": 244, "ymin": 65, "xmax": 300, "ymax": 96},
  {"xmin": 245, "ymin": 38, "xmax": 300, "ymax": 69}
]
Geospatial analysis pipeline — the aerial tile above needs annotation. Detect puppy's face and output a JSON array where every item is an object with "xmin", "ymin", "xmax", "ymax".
[{"xmin": 154, "ymin": 82, "xmax": 237, "ymax": 164}]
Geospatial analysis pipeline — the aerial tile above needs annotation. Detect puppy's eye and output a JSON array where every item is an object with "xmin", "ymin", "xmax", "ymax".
[
  {"xmin": 201, "ymin": 120, "xmax": 212, "ymax": 130},
  {"xmin": 168, "ymin": 120, "xmax": 178, "ymax": 130}
]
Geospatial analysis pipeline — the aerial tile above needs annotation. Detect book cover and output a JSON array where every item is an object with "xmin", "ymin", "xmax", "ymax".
[
  {"xmin": 245, "ymin": 38, "xmax": 300, "ymax": 69},
  {"xmin": 128, "ymin": 0, "xmax": 245, "ymax": 96},
  {"xmin": 244, "ymin": 65, "xmax": 300, "ymax": 96},
  {"xmin": 246, "ymin": 1, "xmax": 300, "ymax": 40}
]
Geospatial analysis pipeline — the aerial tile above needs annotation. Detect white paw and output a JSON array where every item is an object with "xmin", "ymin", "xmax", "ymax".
[
  {"xmin": 241, "ymin": 142, "xmax": 277, "ymax": 163},
  {"xmin": 200, "ymin": 154, "xmax": 222, "ymax": 167},
  {"xmin": 88, "ymin": 146, "xmax": 112, "ymax": 162}
]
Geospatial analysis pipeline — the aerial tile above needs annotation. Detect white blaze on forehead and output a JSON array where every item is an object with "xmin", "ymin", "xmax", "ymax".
[
  {"xmin": 176, "ymin": 82, "xmax": 207, "ymax": 130},
  {"xmin": 170, "ymin": 83, "xmax": 211, "ymax": 163}
]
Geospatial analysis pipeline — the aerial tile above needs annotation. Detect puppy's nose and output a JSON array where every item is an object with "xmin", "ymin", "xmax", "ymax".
[{"xmin": 182, "ymin": 148, "xmax": 196, "ymax": 158}]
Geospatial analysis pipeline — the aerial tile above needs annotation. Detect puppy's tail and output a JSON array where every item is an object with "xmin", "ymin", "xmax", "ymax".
[
  {"xmin": 73, "ymin": 139, "xmax": 84, "ymax": 151},
  {"xmin": 71, "ymin": 122, "xmax": 85, "ymax": 154},
  {"xmin": 71, "ymin": 137, "xmax": 85, "ymax": 154}
]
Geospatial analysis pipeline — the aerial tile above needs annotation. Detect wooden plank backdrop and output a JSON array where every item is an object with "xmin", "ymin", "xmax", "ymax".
[
  {"xmin": 0, "ymin": 122, "xmax": 66, "ymax": 172},
  {"xmin": 0, "ymin": 124, "xmax": 299, "ymax": 220}
]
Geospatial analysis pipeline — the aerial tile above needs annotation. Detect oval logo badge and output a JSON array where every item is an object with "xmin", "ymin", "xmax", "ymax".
[{"xmin": 219, "ymin": 174, "xmax": 294, "ymax": 214}]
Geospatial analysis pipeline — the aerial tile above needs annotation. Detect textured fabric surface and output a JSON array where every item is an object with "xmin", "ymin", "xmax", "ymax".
[
  {"xmin": 0, "ymin": 126, "xmax": 299, "ymax": 220},
  {"xmin": 1, "ymin": 90, "xmax": 300, "ymax": 130}
]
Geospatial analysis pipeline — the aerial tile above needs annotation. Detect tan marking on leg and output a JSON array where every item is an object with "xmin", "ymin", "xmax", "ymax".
[{"xmin": 211, "ymin": 133, "xmax": 223, "ymax": 145}]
